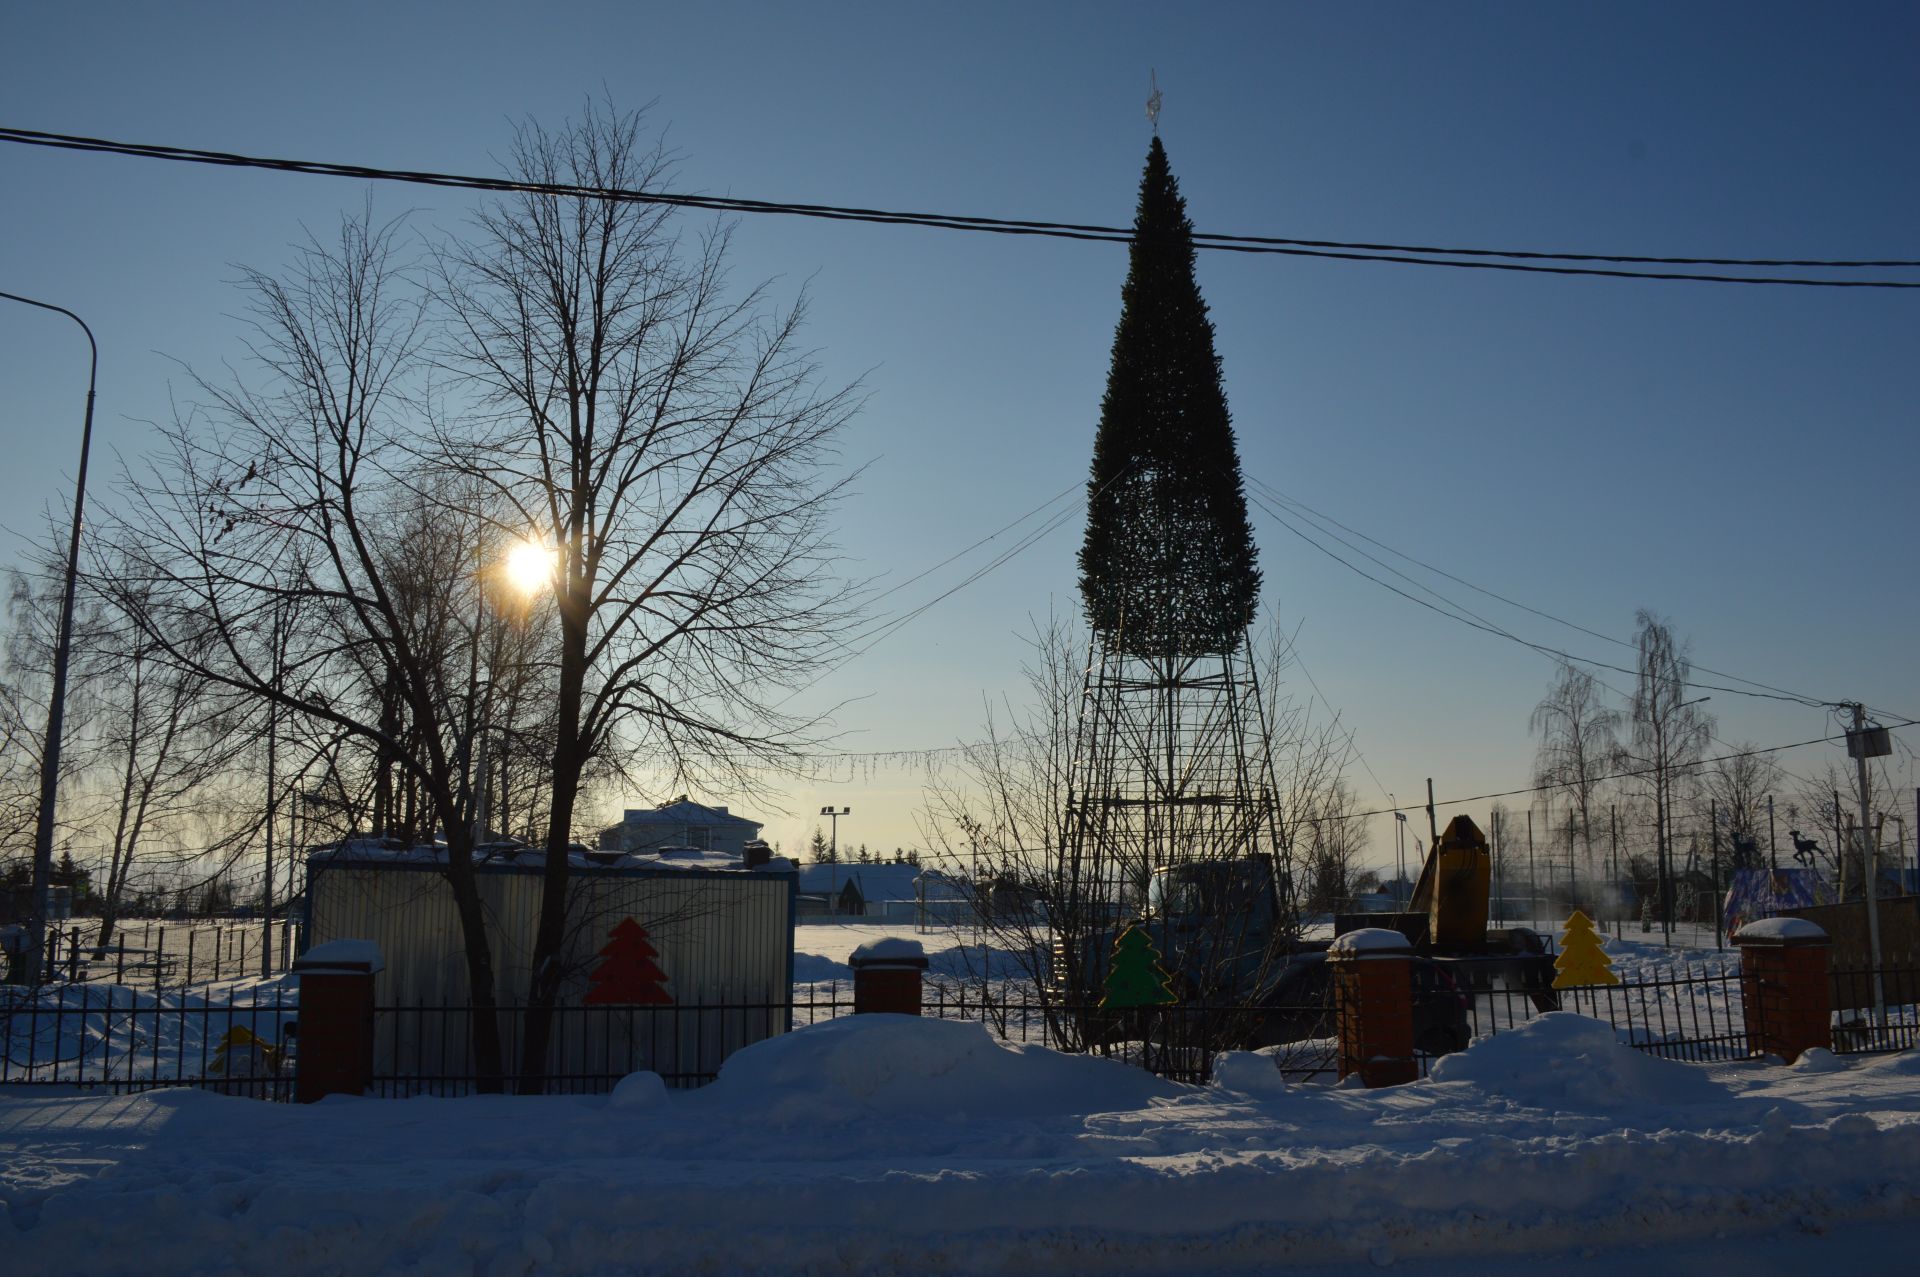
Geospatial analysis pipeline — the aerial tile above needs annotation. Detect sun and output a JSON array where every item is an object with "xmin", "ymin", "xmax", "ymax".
[{"xmin": 502, "ymin": 540, "xmax": 557, "ymax": 597}]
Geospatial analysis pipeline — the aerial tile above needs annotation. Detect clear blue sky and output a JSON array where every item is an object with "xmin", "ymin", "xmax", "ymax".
[{"xmin": 3, "ymin": 2, "xmax": 1916, "ymax": 868}]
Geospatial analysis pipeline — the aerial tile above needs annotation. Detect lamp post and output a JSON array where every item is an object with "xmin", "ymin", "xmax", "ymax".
[
  {"xmin": 820, "ymin": 805, "xmax": 850, "ymax": 910},
  {"xmin": 1392, "ymin": 809, "xmax": 1408, "ymax": 909},
  {"xmin": 2, "ymin": 290, "xmax": 97, "ymax": 987}
]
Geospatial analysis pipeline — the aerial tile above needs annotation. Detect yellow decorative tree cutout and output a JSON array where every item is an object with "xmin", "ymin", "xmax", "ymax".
[{"xmin": 1552, "ymin": 910, "xmax": 1619, "ymax": 989}]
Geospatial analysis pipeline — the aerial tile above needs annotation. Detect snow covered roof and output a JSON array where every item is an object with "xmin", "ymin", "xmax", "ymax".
[
  {"xmin": 306, "ymin": 841, "xmax": 794, "ymax": 876},
  {"xmin": 612, "ymin": 798, "xmax": 763, "ymax": 831},
  {"xmin": 1734, "ymin": 916, "xmax": 1830, "ymax": 944},
  {"xmin": 1329, "ymin": 927, "xmax": 1413, "ymax": 957},
  {"xmin": 794, "ymin": 862, "xmax": 939, "ymax": 901},
  {"xmin": 849, "ymin": 937, "xmax": 928, "ymax": 967}
]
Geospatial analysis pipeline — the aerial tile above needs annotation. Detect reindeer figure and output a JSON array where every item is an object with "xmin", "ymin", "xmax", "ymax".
[{"xmin": 1788, "ymin": 830, "xmax": 1820, "ymax": 867}]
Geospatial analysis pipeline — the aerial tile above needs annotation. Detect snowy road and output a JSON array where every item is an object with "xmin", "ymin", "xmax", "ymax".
[{"xmin": 4, "ymin": 1013, "xmax": 1918, "ymax": 1275}]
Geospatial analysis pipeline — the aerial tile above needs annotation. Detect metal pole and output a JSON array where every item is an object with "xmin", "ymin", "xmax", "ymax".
[
  {"xmin": 1526, "ymin": 808, "xmax": 1536, "ymax": 929},
  {"xmin": 1768, "ymin": 794, "xmax": 1777, "ymax": 874},
  {"xmin": 3, "ymin": 291, "xmax": 98, "ymax": 987},
  {"xmin": 1849, "ymin": 704, "xmax": 1887, "ymax": 1026},
  {"xmin": 1609, "ymin": 805, "xmax": 1620, "ymax": 940},
  {"xmin": 1711, "ymin": 799, "xmax": 1723, "ymax": 951},
  {"xmin": 1832, "ymin": 789, "xmax": 1844, "ymax": 899}
]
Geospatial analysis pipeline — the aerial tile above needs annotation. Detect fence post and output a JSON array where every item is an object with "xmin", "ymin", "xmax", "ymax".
[
  {"xmin": 1735, "ymin": 918, "xmax": 1831, "ymax": 1064},
  {"xmin": 1330, "ymin": 927, "xmax": 1417, "ymax": 1087},
  {"xmin": 291, "ymin": 939, "xmax": 384, "ymax": 1102},
  {"xmin": 849, "ymin": 938, "xmax": 929, "ymax": 1015}
]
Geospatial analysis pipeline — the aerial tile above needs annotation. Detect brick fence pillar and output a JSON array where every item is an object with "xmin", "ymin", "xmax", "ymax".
[
  {"xmin": 1735, "ymin": 918, "xmax": 1831, "ymax": 1064},
  {"xmin": 849, "ymin": 938, "xmax": 929, "ymax": 1015},
  {"xmin": 291, "ymin": 939, "xmax": 384, "ymax": 1102},
  {"xmin": 1330, "ymin": 927, "xmax": 1416, "ymax": 1087}
]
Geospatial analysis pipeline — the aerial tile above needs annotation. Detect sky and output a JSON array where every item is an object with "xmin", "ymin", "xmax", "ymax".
[{"xmin": 2, "ymin": 2, "xmax": 1917, "ymax": 873}]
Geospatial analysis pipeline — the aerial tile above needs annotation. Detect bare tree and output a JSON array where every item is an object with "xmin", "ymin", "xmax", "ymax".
[
  {"xmin": 1621, "ymin": 611, "xmax": 1713, "ymax": 936},
  {"xmin": 434, "ymin": 103, "xmax": 862, "ymax": 1087},
  {"xmin": 72, "ymin": 571, "xmax": 252, "ymax": 950},
  {"xmin": 108, "ymin": 210, "xmax": 517, "ymax": 1087},
  {"xmin": 1528, "ymin": 662, "xmax": 1620, "ymax": 889},
  {"xmin": 1300, "ymin": 779, "xmax": 1368, "ymax": 914},
  {"xmin": 1693, "ymin": 743, "xmax": 1782, "ymax": 872},
  {"xmin": 1788, "ymin": 758, "xmax": 1902, "ymax": 899}
]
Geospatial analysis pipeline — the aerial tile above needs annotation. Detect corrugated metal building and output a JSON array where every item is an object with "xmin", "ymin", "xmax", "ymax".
[{"xmin": 305, "ymin": 844, "xmax": 796, "ymax": 1085}]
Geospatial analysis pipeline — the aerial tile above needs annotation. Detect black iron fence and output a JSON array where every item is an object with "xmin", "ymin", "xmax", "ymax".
[
  {"xmin": 1831, "ymin": 963, "xmax": 1920, "ymax": 1055},
  {"xmin": 6, "ymin": 959, "xmax": 1916, "ymax": 1100},
  {"xmin": 0, "ymin": 982, "xmax": 297, "ymax": 1096},
  {"xmin": 28, "ymin": 919, "xmax": 300, "ymax": 990}
]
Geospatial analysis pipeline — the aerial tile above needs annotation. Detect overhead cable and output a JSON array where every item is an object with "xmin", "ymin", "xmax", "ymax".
[{"xmin": 4, "ymin": 126, "xmax": 1918, "ymax": 289}]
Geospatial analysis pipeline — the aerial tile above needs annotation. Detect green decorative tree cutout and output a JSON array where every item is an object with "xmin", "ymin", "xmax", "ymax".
[
  {"xmin": 1552, "ymin": 910, "xmax": 1619, "ymax": 989},
  {"xmin": 1101, "ymin": 923, "xmax": 1178, "ymax": 1009},
  {"xmin": 584, "ymin": 918, "xmax": 674, "ymax": 1005}
]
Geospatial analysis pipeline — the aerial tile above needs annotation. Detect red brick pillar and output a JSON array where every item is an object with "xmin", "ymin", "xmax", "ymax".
[
  {"xmin": 1330, "ymin": 928, "xmax": 1416, "ymax": 1087},
  {"xmin": 291, "ymin": 939, "xmax": 384, "ymax": 1103},
  {"xmin": 1736, "ymin": 918, "xmax": 1831, "ymax": 1064},
  {"xmin": 849, "ymin": 938, "xmax": 929, "ymax": 1015}
]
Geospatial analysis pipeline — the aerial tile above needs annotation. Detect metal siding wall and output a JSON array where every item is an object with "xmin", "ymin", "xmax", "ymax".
[{"xmin": 308, "ymin": 861, "xmax": 794, "ymax": 1085}]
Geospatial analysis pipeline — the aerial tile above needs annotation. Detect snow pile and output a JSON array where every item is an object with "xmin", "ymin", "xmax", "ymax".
[
  {"xmin": 608, "ymin": 1070, "xmax": 668, "ymax": 1110},
  {"xmin": 1209, "ymin": 1049, "xmax": 1290, "ymax": 1096},
  {"xmin": 1426, "ymin": 1012, "xmax": 1727, "ymax": 1107},
  {"xmin": 699, "ymin": 1013, "xmax": 1185, "ymax": 1123}
]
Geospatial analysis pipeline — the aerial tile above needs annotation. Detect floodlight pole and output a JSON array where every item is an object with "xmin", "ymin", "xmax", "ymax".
[
  {"xmin": 821, "ymin": 805, "xmax": 850, "ymax": 908},
  {"xmin": 2, "ymin": 290, "xmax": 97, "ymax": 987},
  {"xmin": 1848, "ymin": 703, "xmax": 1887, "ymax": 1025}
]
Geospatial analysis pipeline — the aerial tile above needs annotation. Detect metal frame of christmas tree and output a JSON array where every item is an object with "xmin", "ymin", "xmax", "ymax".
[{"xmin": 1052, "ymin": 138, "xmax": 1298, "ymax": 1037}]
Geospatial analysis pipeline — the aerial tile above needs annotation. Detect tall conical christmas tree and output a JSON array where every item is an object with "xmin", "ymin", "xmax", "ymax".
[{"xmin": 1078, "ymin": 137, "xmax": 1260, "ymax": 658}]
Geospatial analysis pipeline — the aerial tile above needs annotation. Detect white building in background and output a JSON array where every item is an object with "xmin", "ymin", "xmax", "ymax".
[{"xmin": 597, "ymin": 798, "xmax": 764, "ymax": 856}]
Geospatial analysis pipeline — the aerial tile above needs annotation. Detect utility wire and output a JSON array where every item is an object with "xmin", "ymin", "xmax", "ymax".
[
  {"xmin": 1249, "ymin": 476, "xmax": 1837, "ymax": 709},
  {"xmin": 1247, "ymin": 486, "xmax": 1829, "ymax": 707},
  {"xmin": 1250, "ymin": 474, "xmax": 1916, "ymax": 726},
  {"xmin": 5, "ymin": 127, "xmax": 1919, "ymax": 289}
]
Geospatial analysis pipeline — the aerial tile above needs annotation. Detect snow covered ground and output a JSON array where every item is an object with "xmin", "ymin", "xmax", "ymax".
[{"xmin": 4, "ymin": 1011, "xmax": 1918, "ymax": 1275}]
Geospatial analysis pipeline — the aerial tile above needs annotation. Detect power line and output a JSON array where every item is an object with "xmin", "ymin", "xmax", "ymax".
[
  {"xmin": 1250, "ymin": 477, "xmax": 1835, "ymax": 708},
  {"xmin": 5, "ymin": 126, "xmax": 1919, "ymax": 289},
  {"xmin": 1246, "ymin": 486, "xmax": 1829, "ymax": 707}
]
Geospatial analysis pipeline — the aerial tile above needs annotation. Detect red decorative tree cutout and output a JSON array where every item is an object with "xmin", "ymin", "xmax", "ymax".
[{"xmin": 584, "ymin": 918, "xmax": 674, "ymax": 1005}]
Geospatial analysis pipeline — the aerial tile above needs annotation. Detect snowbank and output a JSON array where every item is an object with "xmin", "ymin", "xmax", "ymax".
[
  {"xmin": 4, "ymin": 1014, "xmax": 1919, "ymax": 1276},
  {"xmin": 1427, "ymin": 1013, "xmax": 1728, "ymax": 1107},
  {"xmin": 697, "ymin": 1013, "xmax": 1185, "ymax": 1123}
]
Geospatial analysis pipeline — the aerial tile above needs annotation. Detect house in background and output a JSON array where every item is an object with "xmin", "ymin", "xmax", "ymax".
[{"xmin": 598, "ymin": 797, "xmax": 763, "ymax": 856}]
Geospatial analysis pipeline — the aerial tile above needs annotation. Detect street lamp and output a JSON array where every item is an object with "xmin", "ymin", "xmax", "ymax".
[
  {"xmin": 2, "ymin": 290, "xmax": 97, "ymax": 987},
  {"xmin": 1393, "ymin": 808, "xmax": 1409, "ymax": 909},
  {"xmin": 820, "ymin": 805, "xmax": 850, "ymax": 909}
]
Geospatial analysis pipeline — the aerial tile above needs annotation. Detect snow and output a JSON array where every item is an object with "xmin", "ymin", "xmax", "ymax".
[
  {"xmin": 849, "ymin": 936, "xmax": 928, "ymax": 966},
  {"xmin": 5, "ymin": 1013, "xmax": 1919, "ymax": 1273},
  {"xmin": 1426, "ymin": 1012, "xmax": 1727, "ymax": 1107},
  {"xmin": 1736, "ymin": 917, "xmax": 1830, "ymax": 943},
  {"xmin": 1328, "ymin": 926, "xmax": 1411, "ymax": 956},
  {"xmin": 697, "ymin": 1013, "xmax": 1182, "ymax": 1123},
  {"xmin": 291, "ymin": 938, "xmax": 383, "ymax": 973}
]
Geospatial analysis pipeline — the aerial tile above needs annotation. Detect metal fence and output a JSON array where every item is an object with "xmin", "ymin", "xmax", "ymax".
[
  {"xmin": 8, "ymin": 960, "xmax": 1917, "ymax": 1100},
  {"xmin": 0, "ymin": 982, "xmax": 297, "ymax": 1096},
  {"xmin": 1445, "ymin": 961, "xmax": 1749, "ymax": 1065},
  {"xmin": 32, "ymin": 919, "xmax": 300, "ymax": 990},
  {"xmin": 1831, "ymin": 963, "xmax": 1920, "ymax": 1055}
]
